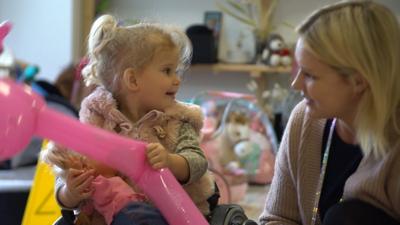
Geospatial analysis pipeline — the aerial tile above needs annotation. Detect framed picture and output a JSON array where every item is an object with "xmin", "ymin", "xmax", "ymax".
[{"xmin": 204, "ymin": 11, "xmax": 223, "ymax": 47}]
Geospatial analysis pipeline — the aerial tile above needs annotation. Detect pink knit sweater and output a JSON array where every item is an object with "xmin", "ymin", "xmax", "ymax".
[{"xmin": 260, "ymin": 101, "xmax": 400, "ymax": 225}]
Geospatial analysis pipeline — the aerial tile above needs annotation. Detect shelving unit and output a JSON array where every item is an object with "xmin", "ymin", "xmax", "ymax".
[
  {"xmin": 211, "ymin": 63, "xmax": 292, "ymax": 78},
  {"xmin": 188, "ymin": 63, "xmax": 293, "ymax": 119}
]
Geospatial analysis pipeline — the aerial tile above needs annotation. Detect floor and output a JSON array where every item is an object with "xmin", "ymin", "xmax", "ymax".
[{"xmin": 238, "ymin": 184, "xmax": 270, "ymax": 222}]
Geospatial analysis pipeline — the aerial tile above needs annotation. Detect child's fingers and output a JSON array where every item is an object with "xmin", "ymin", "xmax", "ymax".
[
  {"xmin": 72, "ymin": 175, "xmax": 94, "ymax": 195},
  {"xmin": 68, "ymin": 168, "xmax": 83, "ymax": 177},
  {"xmin": 80, "ymin": 189, "xmax": 94, "ymax": 199},
  {"xmin": 147, "ymin": 143, "xmax": 164, "ymax": 154},
  {"xmin": 69, "ymin": 159, "xmax": 83, "ymax": 170},
  {"xmin": 78, "ymin": 174, "xmax": 95, "ymax": 189},
  {"xmin": 83, "ymin": 169, "xmax": 96, "ymax": 177},
  {"xmin": 152, "ymin": 161, "xmax": 167, "ymax": 170},
  {"xmin": 66, "ymin": 170, "xmax": 82, "ymax": 187},
  {"xmin": 146, "ymin": 143, "xmax": 158, "ymax": 151},
  {"xmin": 148, "ymin": 155, "xmax": 160, "ymax": 165},
  {"xmin": 147, "ymin": 147, "xmax": 160, "ymax": 158},
  {"xmin": 152, "ymin": 163, "xmax": 162, "ymax": 170},
  {"xmin": 148, "ymin": 155, "xmax": 169, "ymax": 169},
  {"xmin": 68, "ymin": 169, "xmax": 95, "ymax": 187}
]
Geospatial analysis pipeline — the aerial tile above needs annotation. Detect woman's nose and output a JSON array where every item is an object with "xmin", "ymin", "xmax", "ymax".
[{"xmin": 291, "ymin": 70, "xmax": 303, "ymax": 91}]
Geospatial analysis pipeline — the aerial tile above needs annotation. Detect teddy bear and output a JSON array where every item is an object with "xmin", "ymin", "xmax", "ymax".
[{"xmin": 261, "ymin": 33, "xmax": 292, "ymax": 67}]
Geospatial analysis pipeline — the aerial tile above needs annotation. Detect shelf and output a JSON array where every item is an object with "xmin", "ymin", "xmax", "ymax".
[{"xmin": 191, "ymin": 63, "xmax": 292, "ymax": 78}]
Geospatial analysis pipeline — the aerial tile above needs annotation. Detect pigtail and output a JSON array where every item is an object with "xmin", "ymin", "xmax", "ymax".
[{"xmin": 82, "ymin": 15, "xmax": 118, "ymax": 86}]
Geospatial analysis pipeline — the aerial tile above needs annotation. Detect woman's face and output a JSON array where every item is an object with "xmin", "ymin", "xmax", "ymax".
[{"xmin": 292, "ymin": 38, "xmax": 361, "ymax": 121}]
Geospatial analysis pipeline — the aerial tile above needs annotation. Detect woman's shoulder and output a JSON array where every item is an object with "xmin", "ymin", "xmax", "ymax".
[
  {"xmin": 283, "ymin": 100, "xmax": 326, "ymax": 159},
  {"xmin": 286, "ymin": 100, "xmax": 325, "ymax": 132},
  {"xmin": 285, "ymin": 100, "xmax": 309, "ymax": 132}
]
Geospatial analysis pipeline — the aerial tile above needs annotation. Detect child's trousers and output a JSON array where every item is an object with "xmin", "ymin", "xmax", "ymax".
[{"xmin": 112, "ymin": 202, "xmax": 168, "ymax": 225}]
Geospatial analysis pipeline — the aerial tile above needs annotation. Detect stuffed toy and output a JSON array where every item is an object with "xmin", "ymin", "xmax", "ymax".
[
  {"xmin": 217, "ymin": 111, "xmax": 249, "ymax": 170},
  {"xmin": 261, "ymin": 33, "xmax": 292, "ymax": 67},
  {"xmin": 233, "ymin": 140, "xmax": 261, "ymax": 176},
  {"xmin": 200, "ymin": 110, "xmax": 250, "ymax": 203},
  {"xmin": 41, "ymin": 142, "xmax": 147, "ymax": 225}
]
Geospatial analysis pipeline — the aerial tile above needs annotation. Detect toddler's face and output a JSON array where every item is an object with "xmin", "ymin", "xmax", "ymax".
[{"xmin": 135, "ymin": 48, "xmax": 181, "ymax": 112}]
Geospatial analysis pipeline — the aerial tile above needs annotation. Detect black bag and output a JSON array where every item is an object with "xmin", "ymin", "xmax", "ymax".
[{"xmin": 186, "ymin": 25, "xmax": 218, "ymax": 64}]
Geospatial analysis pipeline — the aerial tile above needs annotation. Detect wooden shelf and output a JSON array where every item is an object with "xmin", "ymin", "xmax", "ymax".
[{"xmin": 191, "ymin": 63, "xmax": 292, "ymax": 78}]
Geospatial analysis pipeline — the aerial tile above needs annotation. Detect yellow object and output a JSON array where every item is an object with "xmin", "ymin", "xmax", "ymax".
[{"xmin": 22, "ymin": 140, "xmax": 61, "ymax": 225}]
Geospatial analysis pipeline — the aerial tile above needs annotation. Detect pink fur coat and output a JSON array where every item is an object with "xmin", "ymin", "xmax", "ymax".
[{"xmin": 79, "ymin": 86, "xmax": 215, "ymax": 215}]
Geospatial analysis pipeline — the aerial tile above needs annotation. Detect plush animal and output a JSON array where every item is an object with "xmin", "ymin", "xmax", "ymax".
[
  {"xmin": 235, "ymin": 129, "xmax": 276, "ymax": 184},
  {"xmin": 200, "ymin": 110, "xmax": 250, "ymax": 203},
  {"xmin": 234, "ymin": 140, "xmax": 260, "ymax": 175},
  {"xmin": 261, "ymin": 33, "xmax": 292, "ymax": 67},
  {"xmin": 216, "ymin": 111, "xmax": 250, "ymax": 172}
]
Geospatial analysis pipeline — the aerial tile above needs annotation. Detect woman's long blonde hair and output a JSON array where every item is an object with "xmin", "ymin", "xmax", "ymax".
[{"xmin": 296, "ymin": 1, "xmax": 400, "ymax": 157}]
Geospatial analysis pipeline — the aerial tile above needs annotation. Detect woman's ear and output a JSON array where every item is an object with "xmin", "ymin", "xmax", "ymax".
[
  {"xmin": 353, "ymin": 73, "xmax": 368, "ymax": 94},
  {"xmin": 122, "ymin": 68, "xmax": 139, "ymax": 91}
]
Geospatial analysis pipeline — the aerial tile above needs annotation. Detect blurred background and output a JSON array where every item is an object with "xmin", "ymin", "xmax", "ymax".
[{"xmin": 0, "ymin": 0, "xmax": 399, "ymax": 224}]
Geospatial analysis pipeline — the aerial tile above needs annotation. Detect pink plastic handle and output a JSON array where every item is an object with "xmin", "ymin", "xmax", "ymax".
[
  {"xmin": 0, "ymin": 21, "xmax": 12, "ymax": 52},
  {"xmin": 0, "ymin": 78, "xmax": 208, "ymax": 225}
]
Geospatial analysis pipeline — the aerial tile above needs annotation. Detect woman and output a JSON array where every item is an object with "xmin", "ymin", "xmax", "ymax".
[{"xmin": 260, "ymin": 1, "xmax": 400, "ymax": 225}]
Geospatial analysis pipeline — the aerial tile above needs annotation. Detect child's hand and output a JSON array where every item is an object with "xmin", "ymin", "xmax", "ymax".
[
  {"xmin": 146, "ymin": 143, "xmax": 171, "ymax": 170},
  {"xmin": 62, "ymin": 168, "xmax": 96, "ymax": 207}
]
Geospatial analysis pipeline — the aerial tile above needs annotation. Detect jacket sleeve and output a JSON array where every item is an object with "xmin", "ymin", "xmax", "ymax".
[
  {"xmin": 54, "ymin": 177, "xmax": 79, "ymax": 210},
  {"xmin": 175, "ymin": 122, "xmax": 208, "ymax": 184},
  {"xmin": 259, "ymin": 102, "xmax": 306, "ymax": 225}
]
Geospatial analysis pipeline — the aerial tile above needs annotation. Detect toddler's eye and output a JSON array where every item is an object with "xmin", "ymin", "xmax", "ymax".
[
  {"xmin": 304, "ymin": 72, "xmax": 316, "ymax": 80},
  {"xmin": 163, "ymin": 68, "xmax": 172, "ymax": 75}
]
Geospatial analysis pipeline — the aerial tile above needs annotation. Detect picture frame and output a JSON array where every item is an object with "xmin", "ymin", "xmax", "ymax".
[{"xmin": 204, "ymin": 11, "xmax": 223, "ymax": 48}]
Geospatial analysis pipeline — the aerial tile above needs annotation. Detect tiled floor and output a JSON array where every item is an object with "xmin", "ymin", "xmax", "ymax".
[{"xmin": 238, "ymin": 184, "xmax": 270, "ymax": 221}]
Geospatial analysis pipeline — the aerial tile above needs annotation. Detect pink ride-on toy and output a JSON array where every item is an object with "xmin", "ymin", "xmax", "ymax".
[{"xmin": 0, "ymin": 78, "xmax": 258, "ymax": 225}]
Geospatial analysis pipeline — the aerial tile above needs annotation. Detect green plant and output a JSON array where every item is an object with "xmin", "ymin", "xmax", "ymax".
[{"xmin": 216, "ymin": 0, "xmax": 278, "ymax": 43}]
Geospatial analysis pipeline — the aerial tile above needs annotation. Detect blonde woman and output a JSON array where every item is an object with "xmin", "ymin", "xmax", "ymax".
[{"xmin": 260, "ymin": 1, "xmax": 400, "ymax": 225}]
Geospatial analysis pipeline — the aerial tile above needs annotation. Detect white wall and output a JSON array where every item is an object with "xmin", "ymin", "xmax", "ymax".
[{"xmin": 0, "ymin": 0, "xmax": 75, "ymax": 82}]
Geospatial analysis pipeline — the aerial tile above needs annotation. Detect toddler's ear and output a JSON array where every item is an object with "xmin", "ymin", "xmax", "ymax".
[{"xmin": 122, "ymin": 68, "xmax": 139, "ymax": 91}]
